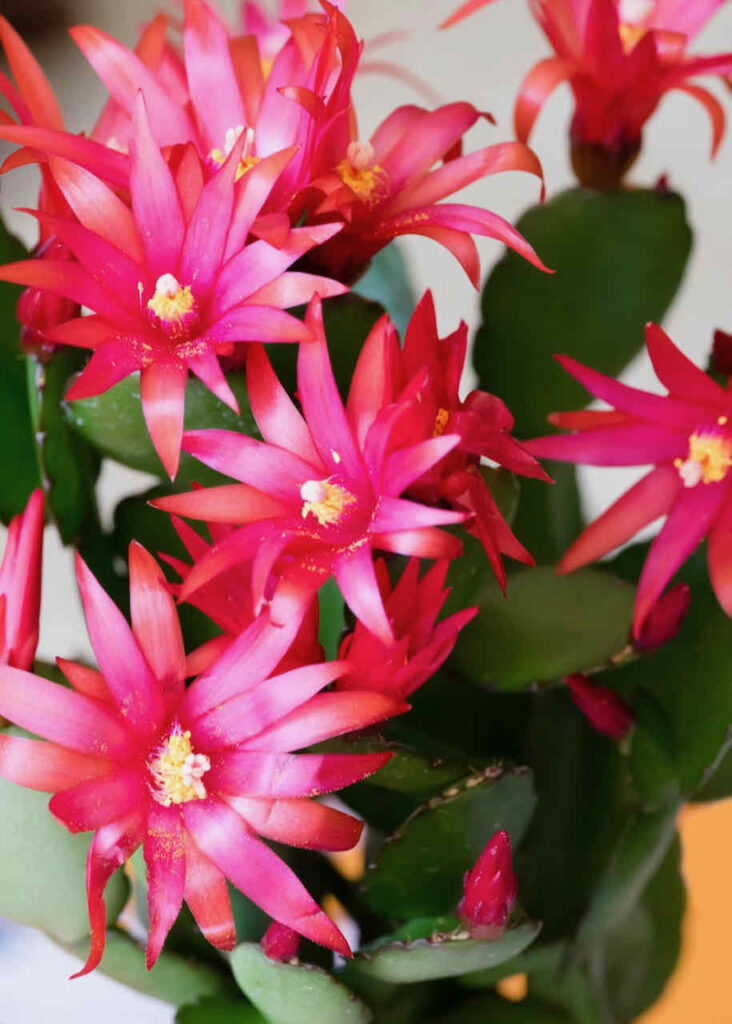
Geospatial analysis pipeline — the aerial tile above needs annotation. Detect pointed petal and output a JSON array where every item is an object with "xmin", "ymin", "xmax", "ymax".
[
  {"xmin": 0, "ymin": 15, "xmax": 64, "ymax": 129},
  {"xmin": 183, "ymin": 0, "xmax": 246, "ymax": 151},
  {"xmin": 65, "ymin": 340, "xmax": 147, "ymax": 402},
  {"xmin": 182, "ymin": 429, "xmax": 314, "ymax": 499},
  {"xmin": 211, "ymin": 750, "xmax": 392, "ymax": 799},
  {"xmin": 383, "ymin": 436, "xmax": 463, "ymax": 495},
  {"xmin": 370, "ymin": 495, "xmax": 465, "ymax": 533},
  {"xmin": 183, "ymin": 832, "xmax": 236, "ymax": 951},
  {"xmin": 144, "ymin": 803, "xmax": 186, "ymax": 968},
  {"xmin": 514, "ymin": 57, "xmax": 573, "ymax": 142},
  {"xmin": 188, "ymin": 350, "xmax": 238, "ymax": 413},
  {"xmin": 183, "ymin": 797, "xmax": 351, "ymax": 954},
  {"xmin": 56, "ymin": 657, "xmax": 109, "ymax": 702},
  {"xmin": 227, "ymin": 796, "xmax": 363, "ymax": 851},
  {"xmin": 645, "ymin": 323, "xmax": 728, "ymax": 404},
  {"xmin": 0, "ymin": 124, "xmax": 129, "ymax": 187},
  {"xmin": 128, "ymin": 541, "xmax": 186, "ymax": 695},
  {"xmin": 374, "ymin": 527, "xmax": 463, "ymax": 560},
  {"xmin": 49, "ymin": 769, "xmax": 144, "ymax": 834},
  {"xmin": 525, "ymin": 423, "xmax": 686, "ymax": 465},
  {"xmin": 204, "ymin": 306, "xmax": 312, "ymax": 345},
  {"xmin": 334, "ymin": 545, "xmax": 393, "ymax": 644},
  {"xmin": 0, "ymin": 734, "xmax": 110, "ymax": 792},
  {"xmin": 140, "ymin": 361, "xmax": 188, "ymax": 480},
  {"xmin": 246, "ymin": 343, "xmax": 319, "ymax": 461}
]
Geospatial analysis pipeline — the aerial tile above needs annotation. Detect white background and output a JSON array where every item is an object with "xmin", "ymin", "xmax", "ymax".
[{"xmin": 1, "ymin": 0, "xmax": 731, "ymax": 1019}]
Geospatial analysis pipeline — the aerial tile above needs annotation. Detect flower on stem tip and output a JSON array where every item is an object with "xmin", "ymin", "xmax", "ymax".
[
  {"xmin": 0, "ymin": 542, "xmax": 405, "ymax": 972},
  {"xmin": 153, "ymin": 294, "xmax": 469, "ymax": 645},
  {"xmin": 458, "ymin": 830, "xmax": 517, "ymax": 939},
  {"xmin": 525, "ymin": 323, "xmax": 732, "ymax": 636},
  {"xmin": 0, "ymin": 489, "xmax": 44, "ymax": 671},
  {"xmin": 441, "ymin": 0, "xmax": 732, "ymax": 188}
]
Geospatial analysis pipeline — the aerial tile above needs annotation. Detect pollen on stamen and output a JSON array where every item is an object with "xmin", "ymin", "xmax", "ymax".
[
  {"xmin": 149, "ymin": 725, "xmax": 211, "ymax": 807},
  {"xmin": 209, "ymin": 125, "xmax": 261, "ymax": 181},
  {"xmin": 147, "ymin": 274, "xmax": 199, "ymax": 340},
  {"xmin": 301, "ymin": 478, "xmax": 356, "ymax": 527},
  {"xmin": 676, "ymin": 431, "xmax": 732, "ymax": 487},
  {"xmin": 336, "ymin": 141, "xmax": 387, "ymax": 204}
]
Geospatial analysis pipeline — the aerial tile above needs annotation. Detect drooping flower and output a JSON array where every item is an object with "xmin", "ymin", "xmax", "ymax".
[
  {"xmin": 566, "ymin": 674, "xmax": 634, "ymax": 740},
  {"xmin": 0, "ymin": 489, "xmax": 44, "ymax": 671},
  {"xmin": 336, "ymin": 558, "xmax": 477, "ymax": 699},
  {"xmin": 457, "ymin": 830, "xmax": 517, "ymax": 939},
  {"xmin": 442, "ymin": 0, "xmax": 732, "ymax": 188},
  {"xmin": 153, "ymin": 295, "xmax": 467, "ymax": 643},
  {"xmin": 350, "ymin": 291, "xmax": 550, "ymax": 588},
  {"xmin": 0, "ymin": 94, "xmax": 344, "ymax": 478},
  {"xmin": 0, "ymin": 542, "xmax": 403, "ymax": 972},
  {"xmin": 525, "ymin": 323, "xmax": 732, "ymax": 635}
]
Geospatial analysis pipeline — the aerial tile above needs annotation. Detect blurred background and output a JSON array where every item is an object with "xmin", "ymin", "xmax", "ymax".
[{"xmin": 0, "ymin": 0, "xmax": 731, "ymax": 1020}]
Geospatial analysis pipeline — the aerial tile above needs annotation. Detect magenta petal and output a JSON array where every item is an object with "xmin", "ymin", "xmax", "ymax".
[
  {"xmin": 375, "ymin": 527, "xmax": 463, "ymax": 560},
  {"xmin": 525, "ymin": 423, "xmax": 686, "ymax": 466},
  {"xmin": 0, "ymin": 734, "xmax": 110, "ymax": 792},
  {"xmin": 227, "ymin": 795, "xmax": 363, "ymax": 851},
  {"xmin": 75, "ymin": 553, "xmax": 165, "ymax": 736},
  {"xmin": 66, "ymin": 340, "xmax": 147, "ymax": 402},
  {"xmin": 210, "ymin": 750, "xmax": 392, "ymax": 798},
  {"xmin": 370, "ymin": 496, "xmax": 465, "ymax": 533},
  {"xmin": 49, "ymin": 769, "xmax": 144, "ymax": 834},
  {"xmin": 187, "ymin": 351, "xmax": 239, "ymax": 413},
  {"xmin": 335, "ymin": 545, "xmax": 394, "ymax": 644},
  {"xmin": 183, "ymin": 0, "xmax": 246, "ymax": 152},
  {"xmin": 140, "ymin": 361, "xmax": 188, "ymax": 480},
  {"xmin": 634, "ymin": 482, "xmax": 728, "ymax": 635},
  {"xmin": 246, "ymin": 344, "xmax": 319, "ymax": 462},
  {"xmin": 645, "ymin": 323, "xmax": 728, "ymax": 405},
  {"xmin": 183, "ymin": 832, "xmax": 236, "ymax": 951},
  {"xmin": 183, "ymin": 797, "xmax": 351, "ymax": 954},
  {"xmin": 384, "ymin": 435, "xmax": 462, "ymax": 495},
  {"xmin": 144, "ymin": 802, "xmax": 186, "ymax": 968},
  {"xmin": 203, "ymin": 306, "xmax": 311, "ymax": 345},
  {"xmin": 183, "ymin": 429, "xmax": 315, "ymax": 498},
  {"xmin": 707, "ymin": 507, "xmax": 732, "ymax": 617},
  {"xmin": 128, "ymin": 542, "xmax": 186, "ymax": 697}
]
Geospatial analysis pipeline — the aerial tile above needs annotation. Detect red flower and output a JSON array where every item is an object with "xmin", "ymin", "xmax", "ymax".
[
  {"xmin": 566, "ymin": 674, "xmax": 634, "ymax": 740},
  {"xmin": 457, "ymin": 829, "xmax": 517, "ymax": 939},
  {"xmin": 0, "ymin": 489, "xmax": 43, "ymax": 670},
  {"xmin": 0, "ymin": 94, "xmax": 344, "ymax": 479},
  {"xmin": 351, "ymin": 291, "xmax": 550, "ymax": 589},
  {"xmin": 526, "ymin": 323, "xmax": 732, "ymax": 636},
  {"xmin": 154, "ymin": 295, "xmax": 467, "ymax": 643},
  {"xmin": 442, "ymin": 0, "xmax": 732, "ymax": 187},
  {"xmin": 261, "ymin": 920, "xmax": 301, "ymax": 962},
  {"xmin": 633, "ymin": 582, "xmax": 690, "ymax": 652},
  {"xmin": 0, "ymin": 542, "xmax": 403, "ymax": 972},
  {"xmin": 336, "ymin": 558, "xmax": 477, "ymax": 699}
]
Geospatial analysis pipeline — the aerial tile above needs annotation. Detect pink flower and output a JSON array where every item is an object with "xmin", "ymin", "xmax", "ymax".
[
  {"xmin": 525, "ymin": 323, "xmax": 732, "ymax": 636},
  {"xmin": 566, "ymin": 674, "xmax": 634, "ymax": 740},
  {"xmin": 0, "ymin": 94, "xmax": 344, "ymax": 479},
  {"xmin": 336, "ymin": 558, "xmax": 477, "ymax": 699},
  {"xmin": 351, "ymin": 291, "xmax": 550, "ymax": 589},
  {"xmin": 0, "ymin": 489, "xmax": 43, "ymax": 671},
  {"xmin": 457, "ymin": 830, "xmax": 517, "ymax": 939},
  {"xmin": 153, "ymin": 295, "xmax": 467, "ymax": 643},
  {"xmin": 261, "ymin": 920, "xmax": 301, "ymax": 962},
  {"xmin": 442, "ymin": 0, "xmax": 732, "ymax": 187},
  {"xmin": 633, "ymin": 582, "xmax": 690, "ymax": 652},
  {"xmin": 0, "ymin": 542, "xmax": 403, "ymax": 972}
]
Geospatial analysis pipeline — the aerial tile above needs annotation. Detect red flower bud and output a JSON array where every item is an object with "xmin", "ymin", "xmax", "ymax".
[
  {"xmin": 17, "ymin": 237, "xmax": 80, "ymax": 355},
  {"xmin": 713, "ymin": 329, "xmax": 732, "ymax": 376},
  {"xmin": 261, "ymin": 921, "xmax": 300, "ymax": 962},
  {"xmin": 566, "ymin": 674, "xmax": 633, "ymax": 741},
  {"xmin": 633, "ymin": 583, "xmax": 690, "ymax": 654},
  {"xmin": 457, "ymin": 830, "xmax": 517, "ymax": 939}
]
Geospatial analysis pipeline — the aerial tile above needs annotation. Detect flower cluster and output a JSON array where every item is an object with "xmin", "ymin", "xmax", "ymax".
[{"xmin": 442, "ymin": 0, "xmax": 732, "ymax": 187}]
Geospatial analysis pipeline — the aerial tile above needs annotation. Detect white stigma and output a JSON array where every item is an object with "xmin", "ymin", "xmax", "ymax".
[
  {"xmin": 301, "ymin": 480, "xmax": 328, "ymax": 503},
  {"xmin": 678, "ymin": 458, "xmax": 703, "ymax": 488},
  {"xmin": 155, "ymin": 273, "xmax": 183, "ymax": 299},
  {"xmin": 346, "ymin": 140, "xmax": 375, "ymax": 170},
  {"xmin": 618, "ymin": 0, "xmax": 654, "ymax": 23}
]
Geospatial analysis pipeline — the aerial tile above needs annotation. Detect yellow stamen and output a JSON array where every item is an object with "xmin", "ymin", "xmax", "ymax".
[
  {"xmin": 433, "ymin": 407, "xmax": 450, "ymax": 437},
  {"xmin": 147, "ymin": 273, "xmax": 197, "ymax": 338},
  {"xmin": 618, "ymin": 22, "xmax": 646, "ymax": 51},
  {"xmin": 149, "ymin": 726, "xmax": 210, "ymax": 807},
  {"xmin": 301, "ymin": 479, "xmax": 356, "ymax": 527},
  {"xmin": 336, "ymin": 141, "xmax": 387, "ymax": 205},
  {"xmin": 209, "ymin": 126, "xmax": 261, "ymax": 181},
  {"xmin": 677, "ymin": 432, "xmax": 732, "ymax": 487}
]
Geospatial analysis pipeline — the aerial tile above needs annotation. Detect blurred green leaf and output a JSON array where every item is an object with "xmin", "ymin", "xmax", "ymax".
[
  {"xmin": 176, "ymin": 996, "xmax": 267, "ymax": 1023},
  {"xmin": 354, "ymin": 242, "xmax": 416, "ymax": 337},
  {"xmin": 628, "ymin": 691, "xmax": 681, "ymax": 810},
  {"xmin": 446, "ymin": 564, "xmax": 634, "ymax": 690},
  {"xmin": 319, "ymin": 577, "xmax": 345, "ymax": 661},
  {"xmin": 231, "ymin": 943, "xmax": 372, "ymax": 1024},
  {"xmin": 351, "ymin": 920, "xmax": 540, "ymax": 984},
  {"xmin": 0, "ymin": 769, "xmax": 127, "ymax": 945},
  {"xmin": 365, "ymin": 767, "xmax": 536, "ymax": 919},
  {"xmin": 65, "ymin": 370, "xmax": 256, "ymax": 484},
  {"xmin": 66, "ymin": 928, "xmax": 232, "ymax": 1005},
  {"xmin": 27, "ymin": 350, "xmax": 101, "ymax": 545},
  {"xmin": 0, "ymin": 220, "xmax": 40, "ymax": 522},
  {"xmin": 430, "ymin": 994, "xmax": 569, "ymax": 1024},
  {"xmin": 692, "ymin": 738, "xmax": 732, "ymax": 802}
]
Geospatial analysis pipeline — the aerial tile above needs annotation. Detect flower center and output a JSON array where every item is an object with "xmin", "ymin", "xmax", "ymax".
[
  {"xmin": 147, "ymin": 273, "xmax": 200, "ymax": 340},
  {"xmin": 618, "ymin": 0, "xmax": 654, "ymax": 50},
  {"xmin": 433, "ymin": 407, "xmax": 450, "ymax": 437},
  {"xmin": 675, "ymin": 428, "xmax": 732, "ymax": 487},
  {"xmin": 336, "ymin": 141, "xmax": 387, "ymax": 204},
  {"xmin": 300, "ymin": 478, "xmax": 356, "ymax": 527},
  {"xmin": 209, "ymin": 126, "xmax": 261, "ymax": 181},
  {"xmin": 149, "ymin": 725, "xmax": 211, "ymax": 807}
]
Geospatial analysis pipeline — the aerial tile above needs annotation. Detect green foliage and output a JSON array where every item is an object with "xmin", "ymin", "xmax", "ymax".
[
  {"xmin": 65, "ymin": 370, "xmax": 257, "ymax": 483},
  {"xmin": 365, "ymin": 767, "xmax": 536, "ymax": 919},
  {"xmin": 446, "ymin": 562, "xmax": 635, "ymax": 690},
  {"xmin": 176, "ymin": 996, "xmax": 267, "ymax": 1023},
  {"xmin": 231, "ymin": 943, "xmax": 373, "ymax": 1024},
  {"xmin": 354, "ymin": 242, "xmax": 416, "ymax": 336},
  {"xmin": 0, "ymin": 769, "xmax": 127, "ymax": 945},
  {"xmin": 0, "ymin": 220, "xmax": 40, "ymax": 522},
  {"xmin": 351, "ymin": 919, "xmax": 541, "ymax": 983}
]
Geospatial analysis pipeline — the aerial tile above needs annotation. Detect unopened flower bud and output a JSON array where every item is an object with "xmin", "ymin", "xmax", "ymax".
[
  {"xmin": 261, "ymin": 921, "xmax": 300, "ymax": 962},
  {"xmin": 457, "ymin": 830, "xmax": 517, "ymax": 939},
  {"xmin": 17, "ymin": 236, "xmax": 79, "ymax": 355},
  {"xmin": 713, "ymin": 329, "xmax": 732, "ymax": 376},
  {"xmin": 633, "ymin": 583, "xmax": 690, "ymax": 653},
  {"xmin": 566, "ymin": 674, "xmax": 633, "ymax": 741}
]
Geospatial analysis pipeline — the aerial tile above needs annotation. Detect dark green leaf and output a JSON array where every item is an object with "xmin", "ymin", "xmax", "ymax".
[
  {"xmin": 446, "ymin": 564, "xmax": 634, "ymax": 690},
  {"xmin": 230, "ymin": 943, "xmax": 372, "ymax": 1024},
  {"xmin": 430, "ymin": 994, "xmax": 569, "ymax": 1024},
  {"xmin": 65, "ymin": 928, "xmax": 232, "ymax": 1005},
  {"xmin": 600, "ymin": 835, "xmax": 685, "ymax": 1020},
  {"xmin": 692, "ymin": 737, "xmax": 732, "ymax": 802},
  {"xmin": 0, "ymin": 769, "xmax": 127, "ymax": 944},
  {"xmin": 354, "ymin": 242, "xmax": 416, "ymax": 337},
  {"xmin": 628, "ymin": 691, "xmax": 681, "ymax": 810},
  {"xmin": 27, "ymin": 350, "xmax": 101, "ymax": 545},
  {"xmin": 511, "ymin": 465, "xmax": 583, "ymax": 567},
  {"xmin": 319, "ymin": 577, "xmax": 345, "ymax": 661},
  {"xmin": 351, "ymin": 920, "xmax": 540, "ymax": 983},
  {"xmin": 0, "ymin": 220, "xmax": 40, "ymax": 521},
  {"xmin": 65, "ymin": 370, "xmax": 257, "ymax": 484},
  {"xmin": 176, "ymin": 996, "xmax": 267, "ymax": 1023},
  {"xmin": 365, "ymin": 766, "xmax": 536, "ymax": 919}
]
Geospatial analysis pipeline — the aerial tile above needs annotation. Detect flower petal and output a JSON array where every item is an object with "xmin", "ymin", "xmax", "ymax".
[{"xmin": 144, "ymin": 802, "xmax": 186, "ymax": 968}]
